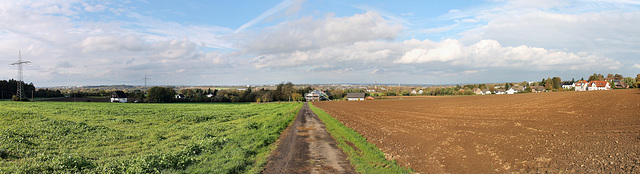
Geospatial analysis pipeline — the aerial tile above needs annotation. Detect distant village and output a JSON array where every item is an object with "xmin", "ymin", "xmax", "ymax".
[{"xmin": 2, "ymin": 73, "xmax": 638, "ymax": 103}]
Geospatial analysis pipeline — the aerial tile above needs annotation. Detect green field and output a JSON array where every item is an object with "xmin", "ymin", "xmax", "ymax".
[{"xmin": 0, "ymin": 101, "xmax": 302, "ymax": 173}]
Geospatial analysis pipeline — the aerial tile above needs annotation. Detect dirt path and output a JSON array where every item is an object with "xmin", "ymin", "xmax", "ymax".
[{"xmin": 263, "ymin": 103, "xmax": 355, "ymax": 174}]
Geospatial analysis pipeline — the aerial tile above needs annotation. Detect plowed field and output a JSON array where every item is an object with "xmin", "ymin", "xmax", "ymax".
[{"xmin": 313, "ymin": 89, "xmax": 640, "ymax": 173}]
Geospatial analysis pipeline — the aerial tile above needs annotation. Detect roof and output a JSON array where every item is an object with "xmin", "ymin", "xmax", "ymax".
[
  {"xmin": 346, "ymin": 93, "xmax": 365, "ymax": 98},
  {"xmin": 111, "ymin": 91, "xmax": 126, "ymax": 98},
  {"xmin": 589, "ymin": 81, "xmax": 609, "ymax": 87},
  {"xmin": 575, "ymin": 80, "xmax": 589, "ymax": 85},
  {"xmin": 562, "ymin": 82, "xmax": 573, "ymax": 85}
]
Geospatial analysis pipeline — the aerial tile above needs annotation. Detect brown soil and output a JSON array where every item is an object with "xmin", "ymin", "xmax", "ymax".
[
  {"xmin": 313, "ymin": 89, "xmax": 640, "ymax": 173},
  {"xmin": 263, "ymin": 103, "xmax": 355, "ymax": 174}
]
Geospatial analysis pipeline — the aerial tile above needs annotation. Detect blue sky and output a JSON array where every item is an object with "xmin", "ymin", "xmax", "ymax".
[{"xmin": 1, "ymin": 0, "xmax": 639, "ymax": 87}]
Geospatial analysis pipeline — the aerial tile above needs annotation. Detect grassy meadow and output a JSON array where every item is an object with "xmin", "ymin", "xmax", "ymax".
[{"xmin": 0, "ymin": 101, "xmax": 301, "ymax": 173}]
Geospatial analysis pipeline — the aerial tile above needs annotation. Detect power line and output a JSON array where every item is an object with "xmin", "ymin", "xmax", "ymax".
[{"xmin": 10, "ymin": 51, "xmax": 30, "ymax": 100}]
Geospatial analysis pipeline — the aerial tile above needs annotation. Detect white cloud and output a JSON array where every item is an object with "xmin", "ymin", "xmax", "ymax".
[
  {"xmin": 243, "ymin": 11, "xmax": 401, "ymax": 55},
  {"xmin": 633, "ymin": 64, "xmax": 640, "ymax": 68},
  {"xmin": 394, "ymin": 39, "xmax": 463, "ymax": 63}
]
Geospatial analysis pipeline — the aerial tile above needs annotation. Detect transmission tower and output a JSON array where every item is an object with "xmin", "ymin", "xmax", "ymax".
[
  {"xmin": 141, "ymin": 74, "xmax": 150, "ymax": 87},
  {"xmin": 10, "ymin": 51, "xmax": 30, "ymax": 100}
]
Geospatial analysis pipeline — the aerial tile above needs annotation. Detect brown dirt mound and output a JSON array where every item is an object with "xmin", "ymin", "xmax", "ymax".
[{"xmin": 313, "ymin": 89, "xmax": 640, "ymax": 173}]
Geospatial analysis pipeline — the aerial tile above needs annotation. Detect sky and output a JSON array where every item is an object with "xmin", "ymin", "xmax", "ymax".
[{"xmin": 1, "ymin": 0, "xmax": 639, "ymax": 87}]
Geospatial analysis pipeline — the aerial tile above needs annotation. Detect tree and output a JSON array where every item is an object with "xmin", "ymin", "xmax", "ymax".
[
  {"xmin": 147, "ymin": 86, "xmax": 176, "ymax": 103},
  {"xmin": 614, "ymin": 74, "xmax": 623, "ymax": 79},
  {"xmin": 622, "ymin": 77, "xmax": 634, "ymax": 88},
  {"xmin": 505, "ymin": 83, "xmax": 511, "ymax": 89},
  {"xmin": 588, "ymin": 73, "xmax": 604, "ymax": 81},
  {"xmin": 551, "ymin": 77, "xmax": 561, "ymax": 89},
  {"xmin": 636, "ymin": 74, "xmax": 640, "ymax": 82}
]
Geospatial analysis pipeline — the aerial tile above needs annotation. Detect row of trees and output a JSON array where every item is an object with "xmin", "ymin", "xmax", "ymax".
[
  {"xmin": 0, "ymin": 79, "xmax": 63, "ymax": 100},
  {"xmin": 141, "ymin": 82, "xmax": 314, "ymax": 103}
]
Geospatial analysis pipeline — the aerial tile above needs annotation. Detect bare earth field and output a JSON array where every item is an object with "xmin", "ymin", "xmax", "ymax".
[{"xmin": 313, "ymin": 89, "xmax": 640, "ymax": 173}]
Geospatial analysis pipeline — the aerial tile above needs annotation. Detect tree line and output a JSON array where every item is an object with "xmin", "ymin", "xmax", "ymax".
[
  {"xmin": 141, "ymin": 82, "xmax": 314, "ymax": 103},
  {"xmin": 0, "ymin": 79, "xmax": 63, "ymax": 100}
]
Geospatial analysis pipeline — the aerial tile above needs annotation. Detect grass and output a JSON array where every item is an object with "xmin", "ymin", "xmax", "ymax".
[
  {"xmin": 0, "ymin": 101, "xmax": 301, "ymax": 173},
  {"xmin": 308, "ymin": 103, "xmax": 414, "ymax": 173}
]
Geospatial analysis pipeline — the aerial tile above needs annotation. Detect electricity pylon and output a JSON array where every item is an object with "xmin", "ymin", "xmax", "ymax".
[{"xmin": 10, "ymin": 51, "xmax": 30, "ymax": 100}]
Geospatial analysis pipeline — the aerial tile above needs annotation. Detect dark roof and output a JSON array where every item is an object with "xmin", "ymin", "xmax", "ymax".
[
  {"xmin": 346, "ymin": 93, "xmax": 365, "ymax": 98},
  {"xmin": 111, "ymin": 91, "xmax": 126, "ymax": 98},
  {"xmin": 562, "ymin": 82, "xmax": 573, "ymax": 85}
]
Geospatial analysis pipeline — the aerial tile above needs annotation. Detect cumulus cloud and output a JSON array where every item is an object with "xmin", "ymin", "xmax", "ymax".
[
  {"xmin": 633, "ymin": 64, "xmax": 640, "ymax": 68},
  {"xmin": 395, "ymin": 39, "xmax": 620, "ymax": 70},
  {"xmin": 243, "ymin": 11, "xmax": 401, "ymax": 55}
]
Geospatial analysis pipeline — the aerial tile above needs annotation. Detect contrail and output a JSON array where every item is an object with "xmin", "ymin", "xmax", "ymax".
[{"xmin": 234, "ymin": 0, "xmax": 294, "ymax": 33}]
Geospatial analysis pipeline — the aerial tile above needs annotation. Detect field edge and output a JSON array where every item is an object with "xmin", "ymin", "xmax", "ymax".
[
  {"xmin": 249, "ymin": 102, "xmax": 303, "ymax": 174},
  {"xmin": 309, "ymin": 102, "xmax": 414, "ymax": 174}
]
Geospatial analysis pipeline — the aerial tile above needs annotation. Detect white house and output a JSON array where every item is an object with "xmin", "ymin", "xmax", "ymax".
[
  {"xmin": 587, "ymin": 81, "xmax": 610, "ymax": 91},
  {"xmin": 561, "ymin": 82, "xmax": 574, "ymax": 89},
  {"xmin": 574, "ymin": 80, "xmax": 589, "ymax": 91},
  {"xmin": 411, "ymin": 89, "xmax": 423, "ymax": 95},
  {"xmin": 346, "ymin": 93, "xmax": 365, "ymax": 101},
  {"xmin": 473, "ymin": 88, "xmax": 483, "ymax": 95},
  {"xmin": 481, "ymin": 89, "xmax": 492, "ymax": 95},
  {"xmin": 506, "ymin": 88, "xmax": 517, "ymax": 94},
  {"xmin": 110, "ymin": 91, "xmax": 128, "ymax": 103},
  {"xmin": 494, "ymin": 89, "xmax": 506, "ymax": 95}
]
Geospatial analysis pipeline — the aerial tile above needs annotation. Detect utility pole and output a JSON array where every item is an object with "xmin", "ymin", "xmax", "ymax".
[{"xmin": 10, "ymin": 51, "xmax": 30, "ymax": 101}]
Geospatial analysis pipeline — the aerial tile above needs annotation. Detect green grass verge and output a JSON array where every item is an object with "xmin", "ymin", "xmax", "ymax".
[
  {"xmin": 0, "ymin": 101, "xmax": 302, "ymax": 173},
  {"xmin": 308, "ymin": 103, "xmax": 414, "ymax": 173}
]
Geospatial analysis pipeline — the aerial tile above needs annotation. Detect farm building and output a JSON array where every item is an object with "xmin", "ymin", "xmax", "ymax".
[
  {"xmin": 110, "ymin": 91, "xmax": 127, "ymax": 103},
  {"xmin": 346, "ymin": 93, "xmax": 365, "ymax": 101}
]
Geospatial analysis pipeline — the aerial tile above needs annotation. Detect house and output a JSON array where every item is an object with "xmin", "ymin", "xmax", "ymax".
[
  {"xmin": 561, "ymin": 82, "xmax": 574, "ymax": 89},
  {"xmin": 305, "ymin": 90, "xmax": 330, "ymax": 101},
  {"xmin": 530, "ymin": 86, "xmax": 545, "ymax": 93},
  {"xmin": 175, "ymin": 94, "xmax": 185, "ymax": 99},
  {"xmin": 110, "ymin": 91, "xmax": 128, "ymax": 103},
  {"xmin": 574, "ymin": 80, "xmax": 589, "ymax": 91},
  {"xmin": 411, "ymin": 89, "xmax": 423, "ymax": 95},
  {"xmin": 494, "ymin": 89, "xmax": 506, "ymax": 95},
  {"xmin": 613, "ymin": 80, "xmax": 629, "ymax": 89},
  {"xmin": 365, "ymin": 89, "xmax": 376, "ymax": 93},
  {"xmin": 346, "ymin": 93, "xmax": 365, "ymax": 101},
  {"xmin": 513, "ymin": 86, "xmax": 526, "ymax": 92},
  {"xmin": 587, "ymin": 81, "xmax": 610, "ymax": 91},
  {"xmin": 506, "ymin": 88, "xmax": 517, "ymax": 94},
  {"xmin": 473, "ymin": 88, "xmax": 483, "ymax": 95},
  {"xmin": 366, "ymin": 96, "xmax": 375, "ymax": 100},
  {"xmin": 481, "ymin": 89, "xmax": 492, "ymax": 95}
]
